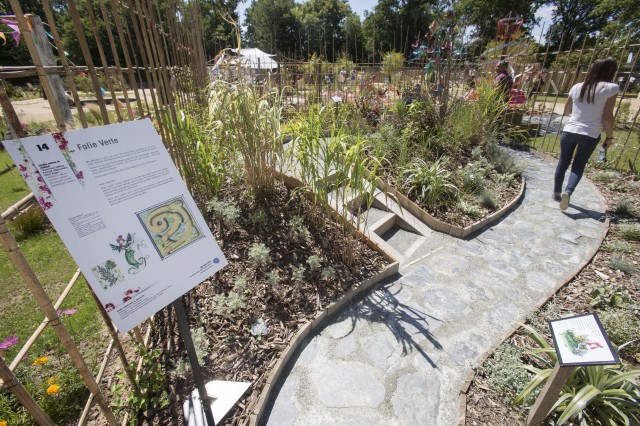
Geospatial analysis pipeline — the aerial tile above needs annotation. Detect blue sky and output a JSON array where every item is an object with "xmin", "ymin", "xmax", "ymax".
[{"xmin": 236, "ymin": 1, "xmax": 554, "ymax": 43}]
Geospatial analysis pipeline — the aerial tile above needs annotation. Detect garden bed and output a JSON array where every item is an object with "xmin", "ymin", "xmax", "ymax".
[
  {"xmin": 122, "ymin": 181, "xmax": 393, "ymax": 425},
  {"xmin": 464, "ymin": 171, "xmax": 640, "ymax": 425}
]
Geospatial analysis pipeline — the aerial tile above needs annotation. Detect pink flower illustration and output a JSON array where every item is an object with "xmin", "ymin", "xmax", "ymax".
[
  {"xmin": 76, "ymin": 171, "xmax": 84, "ymax": 180},
  {"xmin": 105, "ymin": 303, "xmax": 115, "ymax": 312},
  {"xmin": 38, "ymin": 197, "xmax": 53, "ymax": 210},
  {"xmin": 19, "ymin": 165, "xmax": 27, "ymax": 172},
  {"xmin": 122, "ymin": 296, "xmax": 131, "ymax": 302},
  {"xmin": 39, "ymin": 185, "xmax": 51, "ymax": 195}
]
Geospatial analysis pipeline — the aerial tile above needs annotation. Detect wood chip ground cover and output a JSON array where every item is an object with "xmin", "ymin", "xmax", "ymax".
[{"xmin": 123, "ymin": 181, "xmax": 388, "ymax": 425}]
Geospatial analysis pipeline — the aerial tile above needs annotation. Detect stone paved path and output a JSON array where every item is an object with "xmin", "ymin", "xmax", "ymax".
[{"xmin": 264, "ymin": 150, "xmax": 607, "ymax": 426}]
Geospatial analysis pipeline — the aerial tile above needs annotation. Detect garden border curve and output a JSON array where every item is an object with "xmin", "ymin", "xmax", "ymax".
[
  {"xmin": 454, "ymin": 154, "xmax": 610, "ymax": 426},
  {"xmin": 374, "ymin": 176, "xmax": 526, "ymax": 238},
  {"xmin": 248, "ymin": 260, "xmax": 400, "ymax": 425}
]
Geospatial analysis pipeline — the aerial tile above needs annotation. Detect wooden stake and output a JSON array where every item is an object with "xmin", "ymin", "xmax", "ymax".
[{"xmin": 526, "ymin": 363, "xmax": 574, "ymax": 426}]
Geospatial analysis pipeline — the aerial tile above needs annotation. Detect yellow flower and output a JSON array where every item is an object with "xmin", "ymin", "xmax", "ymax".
[
  {"xmin": 47, "ymin": 377, "xmax": 58, "ymax": 384},
  {"xmin": 0, "ymin": 420, "xmax": 7, "ymax": 426},
  {"xmin": 46, "ymin": 384, "xmax": 60, "ymax": 396},
  {"xmin": 33, "ymin": 357, "xmax": 48, "ymax": 366}
]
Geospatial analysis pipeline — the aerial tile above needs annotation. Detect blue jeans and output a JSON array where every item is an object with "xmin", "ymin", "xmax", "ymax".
[{"xmin": 554, "ymin": 132, "xmax": 600, "ymax": 195}]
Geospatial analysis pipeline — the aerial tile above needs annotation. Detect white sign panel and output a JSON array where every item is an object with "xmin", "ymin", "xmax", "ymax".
[
  {"xmin": 3, "ymin": 119, "xmax": 227, "ymax": 333},
  {"xmin": 549, "ymin": 313, "xmax": 619, "ymax": 366}
]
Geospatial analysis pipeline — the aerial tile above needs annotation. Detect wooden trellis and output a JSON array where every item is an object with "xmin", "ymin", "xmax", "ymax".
[{"xmin": 0, "ymin": 0, "xmax": 209, "ymax": 423}]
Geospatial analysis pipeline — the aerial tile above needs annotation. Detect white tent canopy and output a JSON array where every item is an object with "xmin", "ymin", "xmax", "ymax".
[{"xmin": 223, "ymin": 47, "xmax": 278, "ymax": 70}]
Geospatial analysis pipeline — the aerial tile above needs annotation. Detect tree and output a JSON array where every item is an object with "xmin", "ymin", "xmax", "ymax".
[
  {"xmin": 244, "ymin": 0, "xmax": 299, "ymax": 56},
  {"xmin": 546, "ymin": 0, "xmax": 606, "ymax": 49},
  {"xmin": 343, "ymin": 12, "xmax": 364, "ymax": 62},
  {"xmin": 455, "ymin": 0, "xmax": 540, "ymax": 47},
  {"xmin": 297, "ymin": 0, "xmax": 352, "ymax": 61},
  {"xmin": 362, "ymin": 0, "xmax": 435, "ymax": 62},
  {"xmin": 592, "ymin": 0, "xmax": 640, "ymax": 42},
  {"xmin": 199, "ymin": 0, "xmax": 240, "ymax": 59}
]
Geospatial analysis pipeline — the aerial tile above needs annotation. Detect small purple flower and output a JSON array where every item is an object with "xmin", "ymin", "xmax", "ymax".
[
  {"xmin": 39, "ymin": 185, "xmax": 51, "ymax": 195},
  {"xmin": 37, "ymin": 176, "xmax": 43, "ymax": 182},
  {"xmin": 0, "ymin": 336, "xmax": 19, "ymax": 350},
  {"xmin": 22, "ymin": 353, "xmax": 28, "ymax": 361},
  {"xmin": 19, "ymin": 165, "xmax": 27, "ymax": 172},
  {"xmin": 56, "ymin": 309, "xmax": 77, "ymax": 316},
  {"xmin": 76, "ymin": 171, "xmax": 84, "ymax": 180}
]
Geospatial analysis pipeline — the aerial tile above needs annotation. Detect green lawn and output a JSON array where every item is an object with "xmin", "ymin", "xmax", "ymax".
[
  {"xmin": 0, "ymin": 149, "xmax": 103, "ymax": 418},
  {"xmin": 528, "ymin": 128, "xmax": 640, "ymax": 171},
  {"xmin": 0, "ymin": 150, "xmax": 30, "ymax": 213}
]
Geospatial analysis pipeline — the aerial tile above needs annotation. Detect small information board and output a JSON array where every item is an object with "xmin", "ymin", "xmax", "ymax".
[
  {"xmin": 3, "ymin": 119, "xmax": 227, "ymax": 333},
  {"xmin": 549, "ymin": 313, "xmax": 619, "ymax": 366}
]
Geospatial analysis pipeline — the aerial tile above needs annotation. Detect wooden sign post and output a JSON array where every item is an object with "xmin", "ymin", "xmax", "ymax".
[{"xmin": 526, "ymin": 313, "xmax": 619, "ymax": 426}]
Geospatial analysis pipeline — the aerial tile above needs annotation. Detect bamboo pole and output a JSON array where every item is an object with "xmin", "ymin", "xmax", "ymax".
[
  {"xmin": 88, "ymin": 286, "xmax": 139, "ymax": 391},
  {"xmin": 612, "ymin": 45, "xmax": 640, "ymax": 169},
  {"xmin": 78, "ymin": 339, "xmax": 114, "ymax": 425},
  {"xmin": 546, "ymin": 34, "xmax": 576, "ymax": 154},
  {"xmin": 0, "ymin": 215, "xmax": 118, "ymax": 426},
  {"xmin": 84, "ymin": 0, "xmax": 123, "ymax": 123},
  {"xmin": 126, "ymin": 0, "xmax": 162, "ymax": 126},
  {"xmin": 7, "ymin": 2, "xmax": 65, "ymax": 130},
  {"xmin": 99, "ymin": 0, "xmax": 135, "ymax": 121},
  {"xmin": 7, "ymin": 268, "xmax": 82, "ymax": 373},
  {"xmin": 0, "ymin": 81, "xmax": 27, "ymax": 138},
  {"xmin": 110, "ymin": 0, "xmax": 144, "ymax": 117},
  {"xmin": 540, "ymin": 31, "xmax": 565, "ymax": 153},
  {"xmin": 41, "ymin": 0, "xmax": 88, "ymax": 128},
  {"xmin": 0, "ymin": 355, "xmax": 55, "ymax": 426},
  {"xmin": 66, "ymin": 0, "xmax": 111, "ymax": 124}
]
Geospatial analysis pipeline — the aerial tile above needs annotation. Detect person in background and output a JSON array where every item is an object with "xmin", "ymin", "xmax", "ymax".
[
  {"xmin": 554, "ymin": 57, "xmax": 619, "ymax": 211},
  {"xmin": 493, "ymin": 60, "xmax": 513, "ymax": 102}
]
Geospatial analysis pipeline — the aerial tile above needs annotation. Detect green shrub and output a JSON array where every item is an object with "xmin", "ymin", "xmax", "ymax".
[
  {"xmin": 457, "ymin": 200, "xmax": 484, "ymax": 220},
  {"xmin": 484, "ymin": 142, "xmax": 523, "ymax": 175},
  {"xmin": 588, "ymin": 282, "xmax": 632, "ymax": 308},
  {"xmin": 478, "ymin": 188, "xmax": 498, "ymax": 210},
  {"xmin": 614, "ymin": 198, "xmax": 634, "ymax": 215},
  {"xmin": 477, "ymin": 343, "xmax": 532, "ymax": 402},
  {"xmin": 206, "ymin": 198, "xmax": 240, "ymax": 228},
  {"xmin": 401, "ymin": 157, "xmax": 459, "ymax": 208},
  {"xmin": 600, "ymin": 309, "xmax": 640, "ymax": 354},
  {"xmin": 248, "ymin": 243, "xmax": 270, "ymax": 266},
  {"xmin": 615, "ymin": 224, "xmax": 640, "ymax": 241},
  {"xmin": 609, "ymin": 255, "xmax": 636, "ymax": 275},
  {"xmin": 591, "ymin": 171, "xmax": 617, "ymax": 182},
  {"xmin": 514, "ymin": 325, "xmax": 640, "ymax": 425},
  {"xmin": 458, "ymin": 158, "xmax": 492, "ymax": 194},
  {"xmin": 11, "ymin": 207, "xmax": 48, "ymax": 238},
  {"xmin": 601, "ymin": 240, "xmax": 634, "ymax": 253}
]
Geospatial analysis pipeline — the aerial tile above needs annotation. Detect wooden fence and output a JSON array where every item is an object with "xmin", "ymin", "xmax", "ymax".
[{"xmin": 0, "ymin": 0, "xmax": 208, "ymax": 424}]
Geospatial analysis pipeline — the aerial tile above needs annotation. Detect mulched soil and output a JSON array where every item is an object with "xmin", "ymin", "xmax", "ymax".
[
  {"xmin": 465, "ymin": 170, "xmax": 640, "ymax": 425},
  {"xmin": 130, "ymin": 181, "xmax": 388, "ymax": 425}
]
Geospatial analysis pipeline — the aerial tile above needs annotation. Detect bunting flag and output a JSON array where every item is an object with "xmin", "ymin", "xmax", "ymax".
[{"xmin": 1, "ymin": 19, "xmax": 20, "ymax": 46}]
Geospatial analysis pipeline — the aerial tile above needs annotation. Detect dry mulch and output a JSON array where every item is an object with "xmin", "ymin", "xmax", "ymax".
[
  {"xmin": 465, "ymin": 170, "xmax": 640, "ymax": 425},
  {"xmin": 123, "ymin": 181, "xmax": 389, "ymax": 425}
]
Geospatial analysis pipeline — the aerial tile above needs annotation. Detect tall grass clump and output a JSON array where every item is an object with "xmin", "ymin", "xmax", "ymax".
[
  {"xmin": 169, "ymin": 108, "xmax": 227, "ymax": 200},
  {"xmin": 208, "ymin": 78, "xmax": 283, "ymax": 197},
  {"xmin": 287, "ymin": 103, "xmax": 384, "ymax": 265}
]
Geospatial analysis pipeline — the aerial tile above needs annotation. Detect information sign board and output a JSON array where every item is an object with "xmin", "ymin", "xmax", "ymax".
[
  {"xmin": 549, "ymin": 313, "xmax": 619, "ymax": 366},
  {"xmin": 3, "ymin": 119, "xmax": 227, "ymax": 333}
]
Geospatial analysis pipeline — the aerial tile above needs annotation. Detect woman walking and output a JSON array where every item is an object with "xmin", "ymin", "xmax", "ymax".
[{"xmin": 554, "ymin": 57, "xmax": 619, "ymax": 211}]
